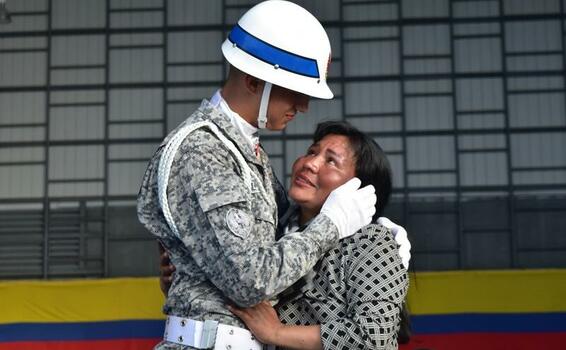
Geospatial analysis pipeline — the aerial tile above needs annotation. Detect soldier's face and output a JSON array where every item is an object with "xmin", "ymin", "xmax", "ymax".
[
  {"xmin": 265, "ymin": 85, "xmax": 310, "ymax": 130},
  {"xmin": 288, "ymin": 134, "xmax": 356, "ymax": 220}
]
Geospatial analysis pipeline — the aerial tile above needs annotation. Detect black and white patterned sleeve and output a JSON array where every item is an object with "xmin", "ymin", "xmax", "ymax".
[{"xmin": 319, "ymin": 225, "xmax": 409, "ymax": 350}]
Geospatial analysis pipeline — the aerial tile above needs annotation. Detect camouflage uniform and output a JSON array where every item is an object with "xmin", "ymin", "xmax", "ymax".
[{"xmin": 137, "ymin": 100, "xmax": 339, "ymax": 349}]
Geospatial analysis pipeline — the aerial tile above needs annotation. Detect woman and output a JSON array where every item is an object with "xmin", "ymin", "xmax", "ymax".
[{"xmin": 229, "ymin": 121, "xmax": 408, "ymax": 349}]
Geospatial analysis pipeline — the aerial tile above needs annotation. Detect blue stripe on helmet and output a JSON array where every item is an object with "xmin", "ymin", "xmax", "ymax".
[{"xmin": 228, "ymin": 25, "xmax": 320, "ymax": 79}]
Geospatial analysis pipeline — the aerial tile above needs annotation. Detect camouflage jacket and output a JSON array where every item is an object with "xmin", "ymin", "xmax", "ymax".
[{"xmin": 137, "ymin": 100, "xmax": 339, "ymax": 333}]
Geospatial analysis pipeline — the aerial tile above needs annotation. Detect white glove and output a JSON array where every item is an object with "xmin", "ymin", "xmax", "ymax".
[
  {"xmin": 320, "ymin": 178, "xmax": 376, "ymax": 240},
  {"xmin": 378, "ymin": 217, "xmax": 411, "ymax": 270}
]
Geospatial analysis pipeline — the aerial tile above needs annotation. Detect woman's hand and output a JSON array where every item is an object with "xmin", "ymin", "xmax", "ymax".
[
  {"xmin": 230, "ymin": 301, "xmax": 323, "ymax": 350},
  {"xmin": 228, "ymin": 300, "xmax": 283, "ymax": 345}
]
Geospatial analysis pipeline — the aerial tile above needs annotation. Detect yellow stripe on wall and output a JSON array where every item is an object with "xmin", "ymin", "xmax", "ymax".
[
  {"xmin": 407, "ymin": 269, "xmax": 566, "ymax": 315},
  {"xmin": 2, "ymin": 269, "xmax": 566, "ymax": 324},
  {"xmin": 0, "ymin": 277, "xmax": 165, "ymax": 324}
]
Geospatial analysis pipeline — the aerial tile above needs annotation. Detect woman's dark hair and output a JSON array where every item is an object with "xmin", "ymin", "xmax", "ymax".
[
  {"xmin": 397, "ymin": 303, "xmax": 412, "ymax": 344},
  {"xmin": 312, "ymin": 120, "xmax": 392, "ymax": 222}
]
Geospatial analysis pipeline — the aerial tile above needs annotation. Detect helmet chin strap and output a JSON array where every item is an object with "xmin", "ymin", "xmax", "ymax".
[{"xmin": 257, "ymin": 82, "xmax": 272, "ymax": 129}]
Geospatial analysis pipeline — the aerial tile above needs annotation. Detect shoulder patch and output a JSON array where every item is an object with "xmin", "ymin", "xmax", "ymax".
[{"xmin": 225, "ymin": 208, "xmax": 253, "ymax": 239}]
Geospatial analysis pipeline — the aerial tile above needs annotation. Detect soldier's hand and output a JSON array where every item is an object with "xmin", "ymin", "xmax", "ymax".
[
  {"xmin": 158, "ymin": 243, "xmax": 175, "ymax": 295},
  {"xmin": 378, "ymin": 217, "xmax": 411, "ymax": 269},
  {"xmin": 320, "ymin": 177, "xmax": 376, "ymax": 239}
]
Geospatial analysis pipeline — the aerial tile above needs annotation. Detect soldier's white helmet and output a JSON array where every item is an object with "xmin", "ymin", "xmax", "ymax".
[{"xmin": 221, "ymin": 0, "xmax": 333, "ymax": 100}]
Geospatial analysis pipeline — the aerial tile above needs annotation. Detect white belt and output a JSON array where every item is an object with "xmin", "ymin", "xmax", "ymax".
[{"xmin": 164, "ymin": 315, "xmax": 264, "ymax": 350}]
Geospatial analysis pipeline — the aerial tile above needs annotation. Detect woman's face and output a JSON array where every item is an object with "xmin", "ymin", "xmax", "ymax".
[{"xmin": 289, "ymin": 134, "xmax": 357, "ymax": 218}]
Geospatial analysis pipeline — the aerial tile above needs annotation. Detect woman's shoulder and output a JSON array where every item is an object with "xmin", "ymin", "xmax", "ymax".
[
  {"xmin": 343, "ymin": 222, "xmax": 395, "ymax": 246},
  {"xmin": 340, "ymin": 223, "xmax": 409, "ymax": 301},
  {"xmin": 338, "ymin": 223, "xmax": 399, "ymax": 264}
]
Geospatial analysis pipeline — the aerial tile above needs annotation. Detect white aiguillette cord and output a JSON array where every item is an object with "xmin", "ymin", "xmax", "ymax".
[{"xmin": 157, "ymin": 121, "xmax": 269, "ymax": 238}]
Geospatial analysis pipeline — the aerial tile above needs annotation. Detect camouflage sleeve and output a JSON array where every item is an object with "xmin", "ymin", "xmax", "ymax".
[
  {"xmin": 320, "ymin": 226, "xmax": 409, "ymax": 350},
  {"xmin": 170, "ymin": 129, "xmax": 340, "ymax": 307}
]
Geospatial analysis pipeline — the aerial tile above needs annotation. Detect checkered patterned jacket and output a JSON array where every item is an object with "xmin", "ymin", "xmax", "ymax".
[{"xmin": 277, "ymin": 208, "xmax": 409, "ymax": 350}]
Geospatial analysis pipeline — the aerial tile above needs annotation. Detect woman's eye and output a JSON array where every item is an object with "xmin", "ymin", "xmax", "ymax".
[{"xmin": 327, "ymin": 158, "xmax": 336, "ymax": 165}]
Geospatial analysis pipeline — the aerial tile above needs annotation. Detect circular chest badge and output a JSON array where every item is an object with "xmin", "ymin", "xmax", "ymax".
[{"xmin": 225, "ymin": 208, "xmax": 253, "ymax": 239}]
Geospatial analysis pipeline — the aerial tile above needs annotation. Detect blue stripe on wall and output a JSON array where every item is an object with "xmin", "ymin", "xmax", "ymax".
[
  {"xmin": 0, "ymin": 320, "xmax": 164, "ymax": 342},
  {"xmin": 412, "ymin": 312, "xmax": 566, "ymax": 334},
  {"xmin": 3, "ymin": 313, "xmax": 566, "ymax": 342}
]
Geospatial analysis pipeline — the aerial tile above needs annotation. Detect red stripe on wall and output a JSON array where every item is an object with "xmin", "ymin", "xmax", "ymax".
[
  {"xmin": 0, "ymin": 338, "xmax": 161, "ymax": 350},
  {"xmin": 400, "ymin": 332, "xmax": 566, "ymax": 350},
  {"xmin": 3, "ymin": 333, "xmax": 566, "ymax": 350}
]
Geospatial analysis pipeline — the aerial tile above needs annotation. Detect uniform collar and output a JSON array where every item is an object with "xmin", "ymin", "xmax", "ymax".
[
  {"xmin": 210, "ymin": 90, "xmax": 259, "ymax": 152},
  {"xmin": 198, "ymin": 97, "xmax": 261, "ymax": 166}
]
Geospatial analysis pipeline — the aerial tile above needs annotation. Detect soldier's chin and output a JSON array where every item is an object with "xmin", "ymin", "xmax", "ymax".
[{"xmin": 266, "ymin": 122, "xmax": 286, "ymax": 131}]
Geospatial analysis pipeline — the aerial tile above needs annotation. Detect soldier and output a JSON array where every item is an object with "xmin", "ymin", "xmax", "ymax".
[{"xmin": 138, "ymin": 1, "xmax": 378, "ymax": 349}]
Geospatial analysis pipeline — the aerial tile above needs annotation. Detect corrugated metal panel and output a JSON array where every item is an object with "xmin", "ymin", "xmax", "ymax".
[{"xmin": 1, "ymin": 0, "xmax": 565, "ymax": 277}]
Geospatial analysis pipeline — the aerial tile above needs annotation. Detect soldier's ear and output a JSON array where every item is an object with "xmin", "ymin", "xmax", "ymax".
[{"xmin": 244, "ymin": 74, "xmax": 263, "ymax": 95}]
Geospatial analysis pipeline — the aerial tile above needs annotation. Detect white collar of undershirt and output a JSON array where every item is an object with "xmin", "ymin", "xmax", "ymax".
[{"xmin": 210, "ymin": 90, "xmax": 259, "ymax": 151}]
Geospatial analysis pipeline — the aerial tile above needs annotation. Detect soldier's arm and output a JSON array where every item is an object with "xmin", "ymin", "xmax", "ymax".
[{"xmin": 169, "ymin": 130, "xmax": 339, "ymax": 307}]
